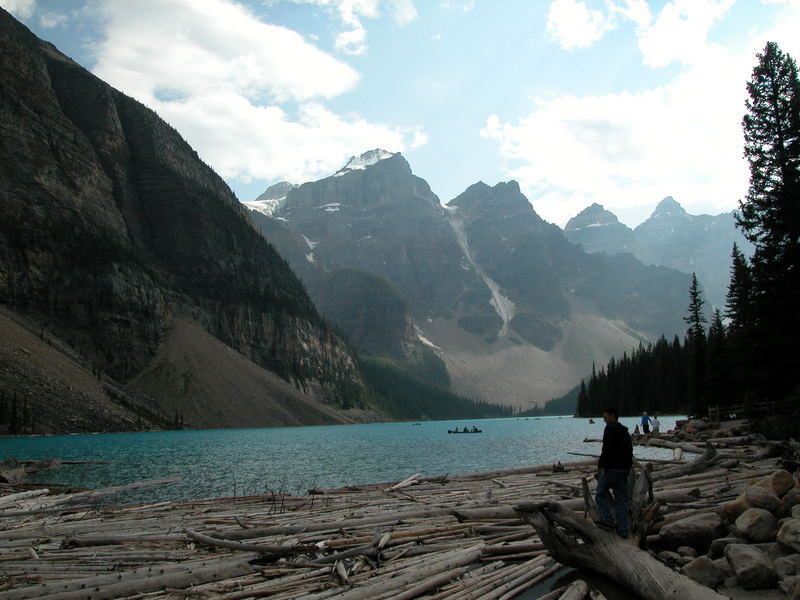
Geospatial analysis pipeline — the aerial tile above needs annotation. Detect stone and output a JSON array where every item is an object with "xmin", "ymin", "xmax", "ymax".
[
  {"xmin": 778, "ymin": 488, "xmax": 800, "ymax": 518},
  {"xmin": 736, "ymin": 507, "xmax": 778, "ymax": 542},
  {"xmin": 656, "ymin": 550, "xmax": 683, "ymax": 568},
  {"xmin": 725, "ymin": 543, "xmax": 777, "ymax": 590},
  {"xmin": 778, "ymin": 519, "xmax": 800, "ymax": 552},
  {"xmin": 712, "ymin": 557, "xmax": 734, "ymax": 578},
  {"xmin": 752, "ymin": 469, "xmax": 796, "ymax": 498},
  {"xmin": 659, "ymin": 512, "xmax": 726, "ymax": 552},
  {"xmin": 677, "ymin": 545, "xmax": 698, "ymax": 557},
  {"xmin": 781, "ymin": 575, "xmax": 800, "ymax": 599},
  {"xmin": 745, "ymin": 485, "xmax": 780, "ymax": 513},
  {"xmin": 723, "ymin": 493, "xmax": 751, "ymax": 522},
  {"xmin": 793, "ymin": 503, "xmax": 800, "ymax": 520},
  {"xmin": 775, "ymin": 554, "xmax": 800, "ymax": 579},
  {"xmin": 709, "ymin": 537, "xmax": 741, "ymax": 559},
  {"xmin": 682, "ymin": 555, "xmax": 724, "ymax": 588}
]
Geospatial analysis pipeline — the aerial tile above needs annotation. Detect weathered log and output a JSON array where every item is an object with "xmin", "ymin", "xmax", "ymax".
[
  {"xmin": 652, "ymin": 444, "xmax": 720, "ymax": 481},
  {"xmin": 559, "ymin": 580, "xmax": 589, "ymax": 600},
  {"xmin": 385, "ymin": 473, "xmax": 421, "ymax": 492},
  {"xmin": 515, "ymin": 501, "xmax": 727, "ymax": 600},
  {"xmin": 186, "ymin": 529, "xmax": 314, "ymax": 556},
  {"xmin": 0, "ymin": 488, "xmax": 50, "ymax": 506}
]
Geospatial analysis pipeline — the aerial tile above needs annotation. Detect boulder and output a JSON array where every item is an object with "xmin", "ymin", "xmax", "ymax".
[
  {"xmin": 778, "ymin": 519, "xmax": 800, "ymax": 552},
  {"xmin": 725, "ymin": 543, "xmax": 777, "ymax": 590},
  {"xmin": 677, "ymin": 545, "xmax": 698, "ymax": 558},
  {"xmin": 709, "ymin": 536, "xmax": 741, "ymax": 559},
  {"xmin": 745, "ymin": 485, "xmax": 780, "ymax": 513},
  {"xmin": 793, "ymin": 504, "xmax": 800, "ymax": 520},
  {"xmin": 781, "ymin": 574, "xmax": 800, "ymax": 599},
  {"xmin": 752, "ymin": 469, "xmax": 795, "ymax": 497},
  {"xmin": 735, "ymin": 507, "xmax": 778, "ymax": 542},
  {"xmin": 723, "ymin": 493, "xmax": 751, "ymax": 521},
  {"xmin": 656, "ymin": 550, "xmax": 683, "ymax": 568},
  {"xmin": 778, "ymin": 488, "xmax": 800, "ymax": 518},
  {"xmin": 775, "ymin": 554, "xmax": 800, "ymax": 579},
  {"xmin": 712, "ymin": 556, "xmax": 734, "ymax": 578},
  {"xmin": 659, "ymin": 512, "xmax": 726, "ymax": 552},
  {"xmin": 681, "ymin": 555, "xmax": 724, "ymax": 588}
]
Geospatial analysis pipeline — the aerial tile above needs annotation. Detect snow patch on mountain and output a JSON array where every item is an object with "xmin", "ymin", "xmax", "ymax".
[
  {"xmin": 414, "ymin": 325, "xmax": 442, "ymax": 351},
  {"xmin": 448, "ymin": 214, "xmax": 516, "ymax": 337},
  {"xmin": 243, "ymin": 196, "xmax": 286, "ymax": 217},
  {"xmin": 334, "ymin": 149, "xmax": 395, "ymax": 177}
]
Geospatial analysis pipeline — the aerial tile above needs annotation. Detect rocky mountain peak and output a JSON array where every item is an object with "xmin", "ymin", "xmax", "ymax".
[
  {"xmin": 245, "ymin": 181, "xmax": 298, "ymax": 216},
  {"xmin": 651, "ymin": 196, "xmax": 687, "ymax": 219},
  {"xmin": 565, "ymin": 203, "xmax": 623, "ymax": 231},
  {"xmin": 335, "ymin": 149, "xmax": 399, "ymax": 177}
]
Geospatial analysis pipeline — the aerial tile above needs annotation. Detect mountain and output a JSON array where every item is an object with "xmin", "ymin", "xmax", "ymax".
[
  {"xmin": 249, "ymin": 151, "xmax": 692, "ymax": 408},
  {"xmin": 564, "ymin": 197, "xmax": 753, "ymax": 307},
  {"xmin": 0, "ymin": 8, "xmax": 363, "ymax": 433}
]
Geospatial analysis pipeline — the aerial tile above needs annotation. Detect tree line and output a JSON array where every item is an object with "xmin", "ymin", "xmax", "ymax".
[{"xmin": 577, "ymin": 42, "xmax": 800, "ymax": 437}]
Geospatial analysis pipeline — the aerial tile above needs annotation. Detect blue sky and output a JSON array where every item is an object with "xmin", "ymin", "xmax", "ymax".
[{"xmin": 3, "ymin": 0, "xmax": 799, "ymax": 226}]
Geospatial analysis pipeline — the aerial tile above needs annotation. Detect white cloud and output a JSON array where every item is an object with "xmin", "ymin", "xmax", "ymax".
[
  {"xmin": 0, "ymin": 0, "xmax": 36, "ymax": 18},
  {"xmin": 546, "ymin": 0, "xmax": 613, "ymax": 50},
  {"xmin": 89, "ymin": 0, "xmax": 425, "ymax": 190},
  {"xmin": 39, "ymin": 11, "xmax": 68, "ymax": 28},
  {"xmin": 638, "ymin": 0, "xmax": 735, "ymax": 67}
]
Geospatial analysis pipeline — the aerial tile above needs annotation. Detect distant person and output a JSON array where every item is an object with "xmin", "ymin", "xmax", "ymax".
[
  {"xmin": 595, "ymin": 407, "xmax": 633, "ymax": 537},
  {"xmin": 641, "ymin": 411, "xmax": 651, "ymax": 437},
  {"xmin": 651, "ymin": 415, "xmax": 660, "ymax": 435}
]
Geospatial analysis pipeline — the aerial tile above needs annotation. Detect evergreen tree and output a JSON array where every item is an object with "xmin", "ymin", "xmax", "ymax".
[
  {"xmin": 684, "ymin": 273, "xmax": 707, "ymax": 416},
  {"xmin": 577, "ymin": 380, "xmax": 589, "ymax": 415},
  {"xmin": 738, "ymin": 41, "xmax": 800, "ymax": 402},
  {"xmin": 705, "ymin": 309, "xmax": 728, "ymax": 409}
]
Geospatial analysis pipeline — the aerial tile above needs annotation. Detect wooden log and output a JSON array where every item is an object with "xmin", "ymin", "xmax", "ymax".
[
  {"xmin": 385, "ymin": 473, "xmax": 421, "ymax": 492},
  {"xmin": 186, "ymin": 529, "xmax": 315, "ymax": 556},
  {"xmin": 514, "ymin": 501, "xmax": 726, "ymax": 600},
  {"xmin": 652, "ymin": 444, "xmax": 721, "ymax": 481},
  {"xmin": 0, "ymin": 489, "xmax": 50, "ymax": 506},
  {"xmin": 558, "ymin": 580, "xmax": 589, "ymax": 600}
]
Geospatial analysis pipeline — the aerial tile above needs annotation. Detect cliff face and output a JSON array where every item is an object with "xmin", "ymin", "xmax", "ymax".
[{"xmin": 0, "ymin": 9, "xmax": 361, "ymax": 429}]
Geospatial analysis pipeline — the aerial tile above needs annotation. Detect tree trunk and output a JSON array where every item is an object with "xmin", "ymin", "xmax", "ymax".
[{"xmin": 514, "ymin": 501, "xmax": 726, "ymax": 600}]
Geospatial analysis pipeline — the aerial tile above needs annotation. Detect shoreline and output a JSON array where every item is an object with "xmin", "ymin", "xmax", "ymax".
[{"xmin": 1, "ymin": 420, "xmax": 796, "ymax": 599}]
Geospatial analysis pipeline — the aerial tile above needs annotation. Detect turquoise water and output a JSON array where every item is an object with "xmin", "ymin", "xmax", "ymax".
[{"xmin": 0, "ymin": 416, "xmax": 682, "ymax": 504}]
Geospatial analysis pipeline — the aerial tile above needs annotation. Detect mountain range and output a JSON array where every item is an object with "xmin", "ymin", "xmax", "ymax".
[
  {"xmin": 0, "ymin": 8, "xmax": 365, "ymax": 433},
  {"xmin": 564, "ymin": 198, "xmax": 752, "ymax": 308},
  {"xmin": 245, "ymin": 151, "xmax": 693, "ymax": 408}
]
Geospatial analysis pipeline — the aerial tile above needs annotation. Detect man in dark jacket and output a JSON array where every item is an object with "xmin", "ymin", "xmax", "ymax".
[{"xmin": 595, "ymin": 407, "xmax": 633, "ymax": 536}]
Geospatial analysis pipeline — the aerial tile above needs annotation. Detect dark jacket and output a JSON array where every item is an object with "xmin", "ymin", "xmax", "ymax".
[{"xmin": 598, "ymin": 421, "xmax": 633, "ymax": 471}]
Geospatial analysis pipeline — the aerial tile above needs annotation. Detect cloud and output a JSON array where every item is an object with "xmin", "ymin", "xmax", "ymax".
[
  {"xmin": 0, "ymin": 0, "xmax": 36, "ymax": 18},
  {"xmin": 285, "ymin": 0, "xmax": 417, "ymax": 55},
  {"xmin": 546, "ymin": 0, "xmax": 613, "ymax": 50},
  {"xmin": 89, "ymin": 0, "xmax": 425, "ymax": 189},
  {"xmin": 637, "ymin": 0, "xmax": 735, "ymax": 67}
]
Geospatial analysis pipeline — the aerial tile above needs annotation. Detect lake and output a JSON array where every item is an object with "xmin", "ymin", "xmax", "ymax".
[{"xmin": 0, "ymin": 415, "xmax": 682, "ymax": 504}]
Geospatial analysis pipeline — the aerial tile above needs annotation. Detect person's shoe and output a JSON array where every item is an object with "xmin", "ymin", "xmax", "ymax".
[{"xmin": 595, "ymin": 520, "xmax": 615, "ymax": 531}]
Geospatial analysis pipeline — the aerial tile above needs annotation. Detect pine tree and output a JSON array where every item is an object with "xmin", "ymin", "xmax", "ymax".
[
  {"xmin": 684, "ymin": 273, "xmax": 707, "ymax": 417},
  {"xmin": 738, "ymin": 41, "xmax": 800, "ymax": 402}
]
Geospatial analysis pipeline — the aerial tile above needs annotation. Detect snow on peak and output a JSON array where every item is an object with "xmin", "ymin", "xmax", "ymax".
[
  {"xmin": 243, "ymin": 196, "xmax": 287, "ymax": 217},
  {"xmin": 335, "ymin": 149, "xmax": 395, "ymax": 176}
]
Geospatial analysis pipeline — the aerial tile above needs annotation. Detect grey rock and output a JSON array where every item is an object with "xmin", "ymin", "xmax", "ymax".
[
  {"xmin": 793, "ymin": 504, "xmax": 800, "ymax": 520},
  {"xmin": 781, "ymin": 574, "xmax": 800, "ymax": 599},
  {"xmin": 660, "ymin": 512, "xmax": 726, "ymax": 552},
  {"xmin": 709, "ymin": 536, "xmax": 741, "ymax": 559},
  {"xmin": 777, "ymin": 488, "xmax": 800, "ymax": 518},
  {"xmin": 725, "ymin": 543, "xmax": 777, "ymax": 590},
  {"xmin": 736, "ymin": 507, "xmax": 778, "ymax": 542},
  {"xmin": 778, "ymin": 519, "xmax": 800, "ymax": 552},
  {"xmin": 677, "ymin": 545, "xmax": 698, "ymax": 558},
  {"xmin": 745, "ymin": 485, "xmax": 780, "ymax": 513},
  {"xmin": 656, "ymin": 550, "xmax": 683, "ymax": 568},
  {"xmin": 681, "ymin": 555, "xmax": 724, "ymax": 588},
  {"xmin": 712, "ymin": 556, "xmax": 734, "ymax": 578},
  {"xmin": 775, "ymin": 554, "xmax": 800, "ymax": 579}
]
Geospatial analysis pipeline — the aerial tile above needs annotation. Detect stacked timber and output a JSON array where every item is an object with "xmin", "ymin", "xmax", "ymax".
[{"xmin": 0, "ymin": 425, "xmax": 797, "ymax": 599}]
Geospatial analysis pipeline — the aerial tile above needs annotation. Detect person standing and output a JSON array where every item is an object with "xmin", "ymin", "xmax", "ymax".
[
  {"xmin": 595, "ymin": 407, "xmax": 633, "ymax": 537},
  {"xmin": 651, "ymin": 415, "xmax": 660, "ymax": 435},
  {"xmin": 640, "ymin": 411, "xmax": 651, "ymax": 437}
]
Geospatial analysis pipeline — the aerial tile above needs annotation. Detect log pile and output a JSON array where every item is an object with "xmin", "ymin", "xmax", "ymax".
[{"xmin": 0, "ymin": 426, "xmax": 797, "ymax": 599}]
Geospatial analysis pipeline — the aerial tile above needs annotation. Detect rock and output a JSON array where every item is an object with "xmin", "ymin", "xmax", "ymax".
[
  {"xmin": 656, "ymin": 550, "xmax": 684, "ymax": 568},
  {"xmin": 660, "ymin": 512, "xmax": 726, "ymax": 552},
  {"xmin": 684, "ymin": 419, "xmax": 713, "ymax": 433},
  {"xmin": 781, "ymin": 575, "xmax": 800, "ymax": 599},
  {"xmin": 775, "ymin": 554, "xmax": 800, "ymax": 579},
  {"xmin": 725, "ymin": 543, "xmax": 777, "ymax": 590},
  {"xmin": 778, "ymin": 519, "xmax": 800, "ymax": 552},
  {"xmin": 709, "ymin": 536, "xmax": 741, "ymax": 559},
  {"xmin": 682, "ymin": 555, "xmax": 725, "ymax": 588},
  {"xmin": 736, "ymin": 507, "xmax": 778, "ymax": 542},
  {"xmin": 745, "ymin": 485, "xmax": 780, "ymax": 513},
  {"xmin": 752, "ymin": 469, "xmax": 796, "ymax": 498},
  {"xmin": 723, "ymin": 493, "xmax": 751, "ymax": 521},
  {"xmin": 795, "ymin": 505, "xmax": 800, "ymax": 519},
  {"xmin": 778, "ymin": 488, "xmax": 800, "ymax": 516},
  {"xmin": 677, "ymin": 545, "xmax": 698, "ymax": 558},
  {"xmin": 712, "ymin": 556, "xmax": 734, "ymax": 578}
]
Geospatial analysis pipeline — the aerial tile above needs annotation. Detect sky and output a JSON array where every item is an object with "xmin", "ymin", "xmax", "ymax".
[{"xmin": 3, "ymin": 0, "xmax": 799, "ymax": 227}]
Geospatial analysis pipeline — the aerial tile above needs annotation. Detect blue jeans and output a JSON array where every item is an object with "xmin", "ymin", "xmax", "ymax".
[{"xmin": 595, "ymin": 469, "xmax": 630, "ymax": 536}]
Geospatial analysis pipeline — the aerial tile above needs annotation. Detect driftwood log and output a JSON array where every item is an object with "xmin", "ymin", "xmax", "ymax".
[{"xmin": 515, "ymin": 501, "xmax": 726, "ymax": 600}]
